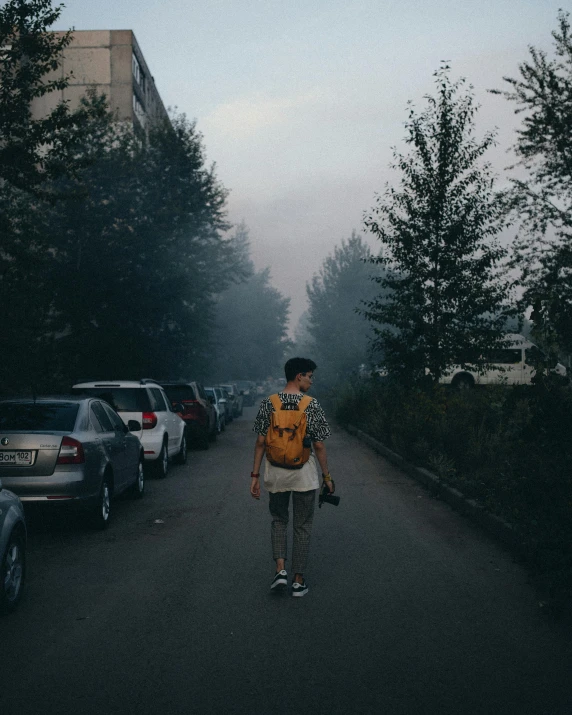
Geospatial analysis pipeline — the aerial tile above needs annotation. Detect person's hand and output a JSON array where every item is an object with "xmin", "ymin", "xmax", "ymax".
[
  {"xmin": 323, "ymin": 479, "xmax": 335, "ymax": 494},
  {"xmin": 250, "ymin": 475, "xmax": 261, "ymax": 500}
]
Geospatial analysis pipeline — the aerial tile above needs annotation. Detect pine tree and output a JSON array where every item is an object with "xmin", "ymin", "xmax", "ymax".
[{"xmin": 364, "ymin": 66, "xmax": 513, "ymax": 384}]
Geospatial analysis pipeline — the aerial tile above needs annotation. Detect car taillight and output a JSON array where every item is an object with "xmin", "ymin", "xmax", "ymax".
[
  {"xmin": 57, "ymin": 436, "xmax": 85, "ymax": 464},
  {"xmin": 142, "ymin": 412, "xmax": 158, "ymax": 429}
]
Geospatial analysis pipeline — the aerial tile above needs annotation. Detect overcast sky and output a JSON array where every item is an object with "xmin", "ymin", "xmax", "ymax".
[{"xmin": 56, "ymin": 0, "xmax": 565, "ymax": 332}]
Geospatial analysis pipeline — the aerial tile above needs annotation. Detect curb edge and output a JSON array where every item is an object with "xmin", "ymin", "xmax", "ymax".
[{"xmin": 346, "ymin": 424, "xmax": 526, "ymax": 558}]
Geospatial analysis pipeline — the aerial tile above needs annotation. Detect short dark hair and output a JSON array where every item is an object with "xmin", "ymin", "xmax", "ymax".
[{"xmin": 284, "ymin": 357, "xmax": 317, "ymax": 382}]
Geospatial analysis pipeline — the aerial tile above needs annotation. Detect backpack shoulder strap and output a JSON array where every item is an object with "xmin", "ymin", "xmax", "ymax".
[
  {"xmin": 269, "ymin": 394, "xmax": 282, "ymax": 411},
  {"xmin": 269, "ymin": 393, "xmax": 312, "ymax": 413},
  {"xmin": 298, "ymin": 395, "xmax": 312, "ymax": 412}
]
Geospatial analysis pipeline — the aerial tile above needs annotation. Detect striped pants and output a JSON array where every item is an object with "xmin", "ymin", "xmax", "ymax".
[{"xmin": 269, "ymin": 489, "xmax": 316, "ymax": 574}]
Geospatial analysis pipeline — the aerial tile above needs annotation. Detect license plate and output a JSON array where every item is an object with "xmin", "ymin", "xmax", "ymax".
[{"xmin": 0, "ymin": 450, "xmax": 35, "ymax": 466}]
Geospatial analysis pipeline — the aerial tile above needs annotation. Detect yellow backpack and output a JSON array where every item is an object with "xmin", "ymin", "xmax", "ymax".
[{"xmin": 265, "ymin": 394, "xmax": 313, "ymax": 469}]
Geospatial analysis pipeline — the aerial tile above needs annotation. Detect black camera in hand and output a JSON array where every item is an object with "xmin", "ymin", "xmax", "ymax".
[{"xmin": 319, "ymin": 479, "xmax": 340, "ymax": 508}]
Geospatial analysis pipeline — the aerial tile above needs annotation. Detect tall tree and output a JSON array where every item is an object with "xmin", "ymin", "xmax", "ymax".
[
  {"xmin": 48, "ymin": 110, "xmax": 243, "ymax": 382},
  {"xmin": 0, "ymin": 0, "xmax": 99, "ymax": 196},
  {"xmin": 491, "ymin": 11, "xmax": 572, "ymax": 354},
  {"xmin": 292, "ymin": 310, "xmax": 313, "ymax": 357},
  {"xmin": 0, "ymin": 0, "xmax": 115, "ymax": 395},
  {"xmin": 364, "ymin": 66, "xmax": 512, "ymax": 385},
  {"xmin": 305, "ymin": 232, "xmax": 379, "ymax": 389},
  {"xmin": 212, "ymin": 227, "xmax": 291, "ymax": 381}
]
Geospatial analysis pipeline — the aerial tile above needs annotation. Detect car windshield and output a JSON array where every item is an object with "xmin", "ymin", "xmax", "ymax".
[
  {"xmin": 162, "ymin": 386, "xmax": 196, "ymax": 401},
  {"xmin": 72, "ymin": 388, "xmax": 150, "ymax": 412},
  {"xmin": 0, "ymin": 403, "xmax": 79, "ymax": 431}
]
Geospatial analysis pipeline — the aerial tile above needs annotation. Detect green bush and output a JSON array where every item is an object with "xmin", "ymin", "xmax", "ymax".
[{"xmin": 335, "ymin": 377, "xmax": 572, "ymax": 601}]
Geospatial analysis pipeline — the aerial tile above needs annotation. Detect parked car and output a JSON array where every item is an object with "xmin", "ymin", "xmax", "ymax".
[
  {"xmin": 0, "ymin": 396, "xmax": 145, "ymax": 529},
  {"xmin": 205, "ymin": 386, "xmax": 227, "ymax": 433},
  {"xmin": 440, "ymin": 334, "xmax": 568, "ymax": 389},
  {"xmin": 234, "ymin": 380, "xmax": 256, "ymax": 406},
  {"xmin": 72, "ymin": 380, "xmax": 186, "ymax": 478},
  {"xmin": 0, "ymin": 478, "xmax": 26, "ymax": 614},
  {"xmin": 218, "ymin": 386, "xmax": 233, "ymax": 424},
  {"xmin": 160, "ymin": 382, "xmax": 216, "ymax": 450},
  {"xmin": 219, "ymin": 383, "xmax": 244, "ymax": 417}
]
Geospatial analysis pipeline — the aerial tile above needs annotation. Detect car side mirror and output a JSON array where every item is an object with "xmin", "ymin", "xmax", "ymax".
[
  {"xmin": 171, "ymin": 402, "xmax": 185, "ymax": 414},
  {"xmin": 128, "ymin": 420, "xmax": 141, "ymax": 432}
]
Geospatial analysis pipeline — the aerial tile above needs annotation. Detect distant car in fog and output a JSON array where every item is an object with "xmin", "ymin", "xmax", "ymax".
[
  {"xmin": 160, "ymin": 382, "xmax": 217, "ymax": 449},
  {"xmin": 233, "ymin": 380, "xmax": 256, "ymax": 406},
  {"xmin": 217, "ymin": 387, "xmax": 233, "ymax": 423},
  {"xmin": 219, "ymin": 383, "xmax": 243, "ymax": 417},
  {"xmin": 205, "ymin": 387, "xmax": 226, "ymax": 433}
]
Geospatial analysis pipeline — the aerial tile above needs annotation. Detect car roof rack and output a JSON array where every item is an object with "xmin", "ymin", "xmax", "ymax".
[{"xmin": 140, "ymin": 378, "xmax": 160, "ymax": 385}]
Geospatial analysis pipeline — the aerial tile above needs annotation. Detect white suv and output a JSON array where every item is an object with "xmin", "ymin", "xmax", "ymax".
[
  {"xmin": 72, "ymin": 380, "xmax": 186, "ymax": 477},
  {"xmin": 439, "ymin": 334, "xmax": 567, "ymax": 389}
]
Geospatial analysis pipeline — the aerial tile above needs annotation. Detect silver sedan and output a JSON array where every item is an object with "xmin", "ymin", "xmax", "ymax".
[{"xmin": 0, "ymin": 397, "xmax": 145, "ymax": 529}]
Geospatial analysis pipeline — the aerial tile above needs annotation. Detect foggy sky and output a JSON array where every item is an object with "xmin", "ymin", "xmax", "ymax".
[{"xmin": 55, "ymin": 0, "xmax": 565, "ymax": 333}]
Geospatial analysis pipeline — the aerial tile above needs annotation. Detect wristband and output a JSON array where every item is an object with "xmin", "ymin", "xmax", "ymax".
[
  {"xmin": 251, "ymin": 472, "xmax": 260, "ymax": 479},
  {"xmin": 322, "ymin": 473, "xmax": 332, "ymax": 481}
]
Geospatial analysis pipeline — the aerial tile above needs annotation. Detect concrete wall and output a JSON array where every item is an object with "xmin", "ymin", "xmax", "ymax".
[{"xmin": 30, "ymin": 30, "xmax": 169, "ymax": 129}]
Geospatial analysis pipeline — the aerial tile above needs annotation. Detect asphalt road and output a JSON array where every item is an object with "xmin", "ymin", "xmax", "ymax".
[{"xmin": 3, "ymin": 405, "xmax": 572, "ymax": 715}]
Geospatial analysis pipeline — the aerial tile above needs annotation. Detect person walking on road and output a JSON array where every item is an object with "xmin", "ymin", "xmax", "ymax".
[{"xmin": 250, "ymin": 357, "xmax": 334, "ymax": 597}]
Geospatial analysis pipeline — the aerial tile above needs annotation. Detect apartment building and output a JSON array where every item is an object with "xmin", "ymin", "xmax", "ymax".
[{"xmin": 31, "ymin": 30, "xmax": 169, "ymax": 132}]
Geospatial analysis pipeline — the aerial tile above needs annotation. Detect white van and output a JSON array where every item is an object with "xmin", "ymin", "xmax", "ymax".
[{"xmin": 441, "ymin": 334, "xmax": 567, "ymax": 389}]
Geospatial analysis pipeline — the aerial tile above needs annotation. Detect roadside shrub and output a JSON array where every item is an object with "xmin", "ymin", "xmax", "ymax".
[{"xmin": 335, "ymin": 376, "xmax": 572, "ymax": 602}]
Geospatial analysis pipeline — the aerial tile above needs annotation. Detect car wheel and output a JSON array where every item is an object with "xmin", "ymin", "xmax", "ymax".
[
  {"xmin": 0, "ymin": 526, "xmax": 25, "ymax": 615},
  {"xmin": 130, "ymin": 459, "xmax": 145, "ymax": 499},
  {"xmin": 174, "ymin": 433, "xmax": 187, "ymax": 464},
  {"xmin": 154, "ymin": 440, "xmax": 169, "ymax": 478},
  {"xmin": 221, "ymin": 416, "xmax": 226, "ymax": 432},
  {"xmin": 91, "ymin": 477, "xmax": 111, "ymax": 530}
]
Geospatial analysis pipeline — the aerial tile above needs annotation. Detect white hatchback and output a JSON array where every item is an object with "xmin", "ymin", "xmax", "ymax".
[{"xmin": 72, "ymin": 380, "xmax": 186, "ymax": 477}]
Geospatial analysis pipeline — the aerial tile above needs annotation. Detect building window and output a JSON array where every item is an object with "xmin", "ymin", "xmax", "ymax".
[
  {"xmin": 132, "ymin": 53, "xmax": 146, "ymax": 93},
  {"xmin": 133, "ymin": 94, "xmax": 147, "ymax": 128}
]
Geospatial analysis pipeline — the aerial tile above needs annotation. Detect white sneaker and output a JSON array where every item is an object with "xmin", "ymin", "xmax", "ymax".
[
  {"xmin": 270, "ymin": 569, "xmax": 288, "ymax": 591},
  {"xmin": 291, "ymin": 579, "xmax": 308, "ymax": 597}
]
